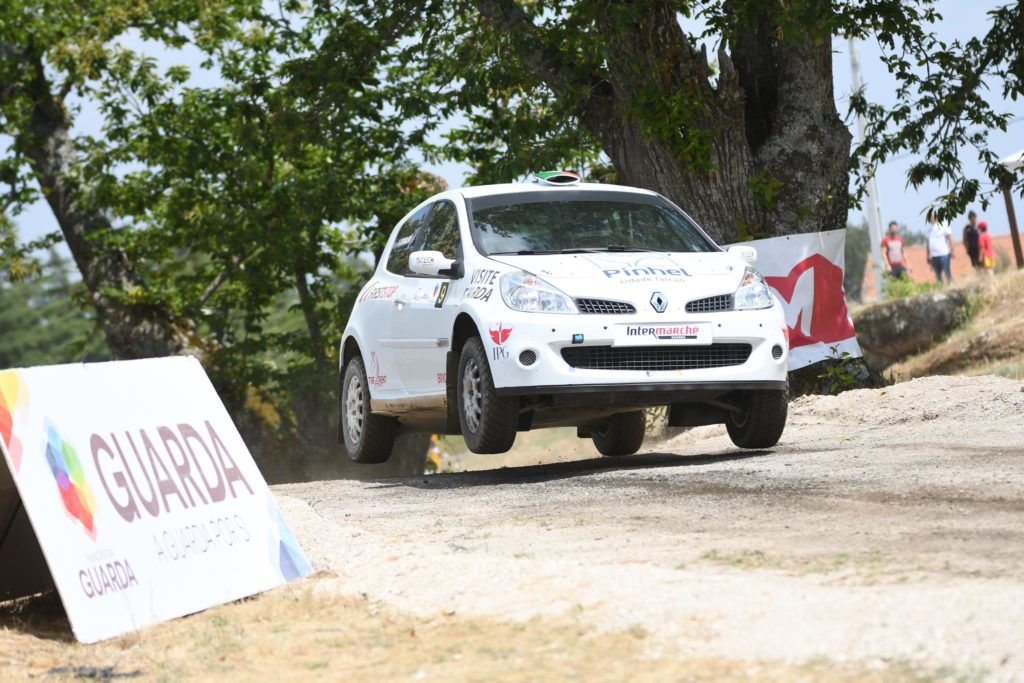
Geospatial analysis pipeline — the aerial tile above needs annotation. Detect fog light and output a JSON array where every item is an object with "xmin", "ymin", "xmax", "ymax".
[{"xmin": 519, "ymin": 349, "xmax": 538, "ymax": 366}]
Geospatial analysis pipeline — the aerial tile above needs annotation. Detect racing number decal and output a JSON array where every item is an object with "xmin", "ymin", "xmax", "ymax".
[{"xmin": 434, "ymin": 282, "xmax": 449, "ymax": 308}]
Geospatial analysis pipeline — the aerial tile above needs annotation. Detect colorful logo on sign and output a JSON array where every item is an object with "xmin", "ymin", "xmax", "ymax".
[
  {"xmin": 765, "ymin": 254, "xmax": 856, "ymax": 348},
  {"xmin": 489, "ymin": 323, "xmax": 512, "ymax": 345},
  {"xmin": 268, "ymin": 497, "xmax": 311, "ymax": 581},
  {"xmin": 0, "ymin": 371, "xmax": 27, "ymax": 473},
  {"xmin": 44, "ymin": 421, "xmax": 98, "ymax": 540}
]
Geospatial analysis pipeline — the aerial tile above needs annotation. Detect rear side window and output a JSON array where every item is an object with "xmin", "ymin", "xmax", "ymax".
[{"xmin": 385, "ymin": 204, "xmax": 430, "ymax": 275}]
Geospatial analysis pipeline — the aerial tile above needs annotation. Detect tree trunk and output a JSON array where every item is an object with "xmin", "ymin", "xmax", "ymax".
[
  {"xmin": 3, "ymin": 46, "xmax": 184, "ymax": 360},
  {"xmin": 476, "ymin": 0, "xmax": 852, "ymax": 244}
]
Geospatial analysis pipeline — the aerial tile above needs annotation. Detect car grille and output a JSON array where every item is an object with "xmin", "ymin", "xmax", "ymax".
[
  {"xmin": 685, "ymin": 294, "xmax": 733, "ymax": 313},
  {"xmin": 560, "ymin": 343, "xmax": 752, "ymax": 371},
  {"xmin": 575, "ymin": 298, "xmax": 637, "ymax": 314}
]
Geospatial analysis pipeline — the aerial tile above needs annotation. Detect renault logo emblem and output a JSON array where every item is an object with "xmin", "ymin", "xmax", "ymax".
[{"xmin": 650, "ymin": 292, "xmax": 668, "ymax": 313}]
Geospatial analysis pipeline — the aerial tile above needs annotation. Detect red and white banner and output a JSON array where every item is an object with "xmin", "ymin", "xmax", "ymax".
[{"xmin": 731, "ymin": 229, "xmax": 862, "ymax": 370}]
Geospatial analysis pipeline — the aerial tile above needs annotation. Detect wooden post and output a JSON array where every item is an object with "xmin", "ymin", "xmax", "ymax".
[{"xmin": 1003, "ymin": 185, "xmax": 1024, "ymax": 269}]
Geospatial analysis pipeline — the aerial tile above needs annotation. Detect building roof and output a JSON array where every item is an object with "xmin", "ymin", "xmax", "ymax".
[{"xmin": 861, "ymin": 233, "xmax": 1021, "ymax": 299}]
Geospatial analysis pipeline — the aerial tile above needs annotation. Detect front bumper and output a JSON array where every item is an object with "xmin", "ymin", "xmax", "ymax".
[{"xmin": 485, "ymin": 302, "xmax": 789, "ymax": 394}]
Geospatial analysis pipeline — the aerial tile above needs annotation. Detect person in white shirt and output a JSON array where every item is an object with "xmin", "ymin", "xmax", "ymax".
[{"xmin": 926, "ymin": 209, "xmax": 954, "ymax": 283}]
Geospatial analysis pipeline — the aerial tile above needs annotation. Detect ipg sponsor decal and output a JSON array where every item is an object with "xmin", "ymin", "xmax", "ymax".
[
  {"xmin": 0, "ymin": 370, "xmax": 28, "ymax": 473},
  {"xmin": 625, "ymin": 324, "xmax": 702, "ymax": 340},
  {"xmin": 489, "ymin": 323, "xmax": 512, "ymax": 361}
]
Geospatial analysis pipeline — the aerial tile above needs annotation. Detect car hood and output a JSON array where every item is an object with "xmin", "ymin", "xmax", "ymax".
[{"xmin": 486, "ymin": 251, "xmax": 747, "ymax": 307}]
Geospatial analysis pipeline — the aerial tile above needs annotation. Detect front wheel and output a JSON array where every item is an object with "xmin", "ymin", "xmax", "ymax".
[
  {"xmin": 592, "ymin": 411, "xmax": 646, "ymax": 456},
  {"xmin": 458, "ymin": 337, "xmax": 518, "ymax": 454},
  {"xmin": 340, "ymin": 355, "xmax": 398, "ymax": 463},
  {"xmin": 725, "ymin": 389, "xmax": 788, "ymax": 449}
]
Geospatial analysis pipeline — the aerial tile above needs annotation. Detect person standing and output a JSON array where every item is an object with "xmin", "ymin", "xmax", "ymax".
[
  {"xmin": 880, "ymin": 221, "xmax": 909, "ymax": 278},
  {"xmin": 963, "ymin": 210, "xmax": 981, "ymax": 268},
  {"xmin": 978, "ymin": 220, "xmax": 996, "ymax": 277},
  {"xmin": 926, "ymin": 209, "xmax": 954, "ymax": 284}
]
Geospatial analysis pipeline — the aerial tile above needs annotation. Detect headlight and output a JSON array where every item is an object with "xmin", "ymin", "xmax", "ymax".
[
  {"xmin": 500, "ymin": 271, "xmax": 578, "ymax": 314},
  {"xmin": 734, "ymin": 267, "xmax": 774, "ymax": 310}
]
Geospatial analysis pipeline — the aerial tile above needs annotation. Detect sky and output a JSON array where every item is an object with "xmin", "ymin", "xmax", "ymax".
[{"xmin": 11, "ymin": 0, "xmax": 1024, "ymax": 246}]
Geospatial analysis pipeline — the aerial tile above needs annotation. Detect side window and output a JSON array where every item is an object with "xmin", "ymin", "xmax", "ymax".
[
  {"xmin": 419, "ymin": 201, "xmax": 462, "ymax": 259},
  {"xmin": 385, "ymin": 204, "xmax": 430, "ymax": 275}
]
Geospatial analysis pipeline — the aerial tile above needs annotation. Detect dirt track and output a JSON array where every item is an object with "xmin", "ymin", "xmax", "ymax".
[{"xmin": 276, "ymin": 375, "xmax": 1024, "ymax": 681}]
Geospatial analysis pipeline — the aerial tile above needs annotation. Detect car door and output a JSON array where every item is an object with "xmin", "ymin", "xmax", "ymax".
[
  {"xmin": 367, "ymin": 203, "xmax": 431, "ymax": 395},
  {"xmin": 388, "ymin": 199, "xmax": 463, "ymax": 394}
]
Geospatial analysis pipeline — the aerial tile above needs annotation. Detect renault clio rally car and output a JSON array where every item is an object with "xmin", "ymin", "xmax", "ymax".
[{"xmin": 339, "ymin": 172, "xmax": 789, "ymax": 463}]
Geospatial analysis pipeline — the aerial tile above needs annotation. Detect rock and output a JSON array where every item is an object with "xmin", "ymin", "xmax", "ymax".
[{"xmin": 852, "ymin": 285, "xmax": 980, "ymax": 369}]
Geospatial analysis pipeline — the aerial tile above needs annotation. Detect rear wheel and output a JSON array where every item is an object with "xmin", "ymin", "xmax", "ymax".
[
  {"xmin": 458, "ymin": 337, "xmax": 518, "ymax": 454},
  {"xmin": 340, "ymin": 355, "xmax": 398, "ymax": 463},
  {"xmin": 592, "ymin": 411, "xmax": 646, "ymax": 456},
  {"xmin": 725, "ymin": 389, "xmax": 788, "ymax": 449}
]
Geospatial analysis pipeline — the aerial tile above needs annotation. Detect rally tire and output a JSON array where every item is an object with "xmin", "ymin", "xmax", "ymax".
[
  {"xmin": 458, "ymin": 337, "xmax": 518, "ymax": 454},
  {"xmin": 340, "ymin": 355, "xmax": 398, "ymax": 463},
  {"xmin": 725, "ymin": 389, "xmax": 788, "ymax": 449},
  {"xmin": 592, "ymin": 411, "xmax": 646, "ymax": 456}
]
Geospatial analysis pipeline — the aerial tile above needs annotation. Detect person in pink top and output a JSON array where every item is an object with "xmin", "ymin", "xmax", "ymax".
[
  {"xmin": 880, "ymin": 221, "xmax": 909, "ymax": 279},
  {"xmin": 977, "ymin": 220, "xmax": 995, "ymax": 276}
]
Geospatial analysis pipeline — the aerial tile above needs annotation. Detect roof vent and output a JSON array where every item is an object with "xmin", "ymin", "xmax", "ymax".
[{"xmin": 534, "ymin": 170, "xmax": 581, "ymax": 186}]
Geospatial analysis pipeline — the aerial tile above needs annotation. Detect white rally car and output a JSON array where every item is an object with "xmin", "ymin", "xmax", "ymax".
[{"xmin": 339, "ymin": 172, "xmax": 789, "ymax": 463}]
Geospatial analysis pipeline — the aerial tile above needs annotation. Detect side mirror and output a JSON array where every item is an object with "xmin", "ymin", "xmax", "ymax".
[
  {"xmin": 727, "ymin": 245, "xmax": 758, "ymax": 267},
  {"xmin": 409, "ymin": 250, "xmax": 457, "ymax": 277}
]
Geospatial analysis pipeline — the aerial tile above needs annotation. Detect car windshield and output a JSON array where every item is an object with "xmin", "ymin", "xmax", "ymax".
[{"xmin": 466, "ymin": 191, "xmax": 717, "ymax": 255}]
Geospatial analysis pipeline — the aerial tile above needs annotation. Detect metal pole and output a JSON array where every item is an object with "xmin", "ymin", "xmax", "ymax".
[
  {"xmin": 849, "ymin": 38, "xmax": 885, "ymax": 301},
  {"xmin": 1003, "ymin": 185, "xmax": 1024, "ymax": 268}
]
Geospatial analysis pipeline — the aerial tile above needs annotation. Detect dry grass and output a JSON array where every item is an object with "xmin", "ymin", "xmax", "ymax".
[
  {"xmin": 0, "ymin": 577, "xmax": 949, "ymax": 682},
  {"xmin": 889, "ymin": 269, "xmax": 1024, "ymax": 381}
]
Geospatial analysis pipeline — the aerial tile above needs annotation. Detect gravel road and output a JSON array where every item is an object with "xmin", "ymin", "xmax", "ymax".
[{"xmin": 276, "ymin": 375, "xmax": 1024, "ymax": 681}]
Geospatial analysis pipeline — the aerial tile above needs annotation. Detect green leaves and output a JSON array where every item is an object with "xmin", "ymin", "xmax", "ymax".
[{"xmin": 848, "ymin": 0, "xmax": 1024, "ymax": 219}]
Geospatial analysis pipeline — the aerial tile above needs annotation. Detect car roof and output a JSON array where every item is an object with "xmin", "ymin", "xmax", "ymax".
[{"xmin": 456, "ymin": 182, "xmax": 660, "ymax": 200}]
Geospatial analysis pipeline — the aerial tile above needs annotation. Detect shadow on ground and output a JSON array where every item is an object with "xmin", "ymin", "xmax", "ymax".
[
  {"xmin": 0, "ymin": 591, "xmax": 73, "ymax": 641},
  {"xmin": 370, "ymin": 450, "xmax": 773, "ymax": 490}
]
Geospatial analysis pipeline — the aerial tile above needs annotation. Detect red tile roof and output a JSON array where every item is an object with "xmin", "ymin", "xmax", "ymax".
[{"xmin": 861, "ymin": 233, "xmax": 1022, "ymax": 299}]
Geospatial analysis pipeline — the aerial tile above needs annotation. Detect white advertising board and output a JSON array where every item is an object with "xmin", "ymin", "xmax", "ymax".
[
  {"xmin": 731, "ymin": 229, "xmax": 863, "ymax": 369},
  {"xmin": 0, "ymin": 357, "xmax": 310, "ymax": 643}
]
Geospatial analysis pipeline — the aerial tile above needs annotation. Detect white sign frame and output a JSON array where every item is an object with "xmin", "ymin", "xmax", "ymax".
[{"xmin": 0, "ymin": 357, "xmax": 310, "ymax": 643}]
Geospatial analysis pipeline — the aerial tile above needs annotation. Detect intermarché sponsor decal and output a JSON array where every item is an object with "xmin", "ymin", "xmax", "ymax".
[{"xmin": 625, "ymin": 324, "xmax": 701, "ymax": 340}]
